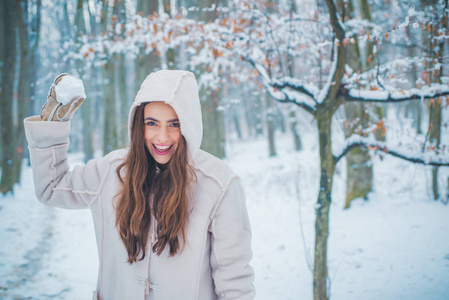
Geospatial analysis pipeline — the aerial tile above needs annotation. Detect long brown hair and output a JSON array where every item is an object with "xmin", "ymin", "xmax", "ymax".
[{"xmin": 115, "ymin": 103, "xmax": 196, "ymax": 263}]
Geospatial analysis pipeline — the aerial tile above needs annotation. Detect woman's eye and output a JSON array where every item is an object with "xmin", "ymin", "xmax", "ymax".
[
  {"xmin": 170, "ymin": 123, "xmax": 181, "ymax": 128},
  {"xmin": 146, "ymin": 121, "xmax": 157, "ymax": 126}
]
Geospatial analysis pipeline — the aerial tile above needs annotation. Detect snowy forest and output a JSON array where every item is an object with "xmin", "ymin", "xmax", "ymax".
[{"xmin": 1, "ymin": 0, "xmax": 449, "ymax": 299}]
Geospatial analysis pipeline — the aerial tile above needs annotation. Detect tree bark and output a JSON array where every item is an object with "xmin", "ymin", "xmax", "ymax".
[
  {"xmin": 75, "ymin": 0, "xmax": 94, "ymax": 162},
  {"xmin": 200, "ymin": 88, "xmax": 226, "ymax": 158},
  {"xmin": 135, "ymin": 0, "xmax": 159, "ymax": 92},
  {"xmin": 314, "ymin": 109, "xmax": 336, "ymax": 300},
  {"xmin": 198, "ymin": 0, "xmax": 226, "ymax": 158},
  {"xmin": 266, "ymin": 92, "xmax": 276, "ymax": 157},
  {"xmin": 342, "ymin": 0, "xmax": 376, "ymax": 208},
  {"xmin": 103, "ymin": 58, "xmax": 119, "ymax": 155},
  {"xmin": 100, "ymin": 0, "xmax": 119, "ymax": 155},
  {"xmin": 289, "ymin": 108, "xmax": 302, "ymax": 151},
  {"xmin": 114, "ymin": 0, "xmax": 128, "ymax": 147},
  {"xmin": 15, "ymin": 0, "xmax": 29, "ymax": 184},
  {"xmin": 421, "ymin": 0, "xmax": 443, "ymax": 200},
  {"xmin": 0, "ymin": 0, "xmax": 17, "ymax": 194}
]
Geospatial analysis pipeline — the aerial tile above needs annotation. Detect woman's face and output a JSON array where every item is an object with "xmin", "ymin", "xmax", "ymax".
[{"xmin": 144, "ymin": 102, "xmax": 182, "ymax": 165}]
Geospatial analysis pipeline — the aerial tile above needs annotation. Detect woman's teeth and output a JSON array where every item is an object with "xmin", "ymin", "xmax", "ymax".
[{"xmin": 155, "ymin": 144, "xmax": 170, "ymax": 150}]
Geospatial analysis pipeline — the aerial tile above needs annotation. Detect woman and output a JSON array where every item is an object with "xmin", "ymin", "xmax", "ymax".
[{"xmin": 24, "ymin": 70, "xmax": 255, "ymax": 299}]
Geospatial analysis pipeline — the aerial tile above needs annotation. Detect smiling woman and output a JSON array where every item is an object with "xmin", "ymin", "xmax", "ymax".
[
  {"xmin": 23, "ymin": 70, "xmax": 255, "ymax": 300},
  {"xmin": 143, "ymin": 102, "xmax": 182, "ymax": 165}
]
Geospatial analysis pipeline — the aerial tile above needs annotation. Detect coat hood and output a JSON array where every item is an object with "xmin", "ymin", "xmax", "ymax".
[{"xmin": 129, "ymin": 70, "xmax": 203, "ymax": 159}]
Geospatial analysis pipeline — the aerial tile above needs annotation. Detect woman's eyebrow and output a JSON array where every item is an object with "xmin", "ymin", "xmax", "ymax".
[
  {"xmin": 144, "ymin": 117, "xmax": 179, "ymax": 123},
  {"xmin": 144, "ymin": 117, "xmax": 159, "ymax": 122}
]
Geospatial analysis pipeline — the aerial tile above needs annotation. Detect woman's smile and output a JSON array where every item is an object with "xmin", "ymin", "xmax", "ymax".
[
  {"xmin": 153, "ymin": 143, "xmax": 173, "ymax": 155},
  {"xmin": 144, "ymin": 102, "xmax": 182, "ymax": 164}
]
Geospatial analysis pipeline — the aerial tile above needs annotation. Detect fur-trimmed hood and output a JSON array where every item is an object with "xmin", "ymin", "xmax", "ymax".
[{"xmin": 128, "ymin": 70, "xmax": 203, "ymax": 159}]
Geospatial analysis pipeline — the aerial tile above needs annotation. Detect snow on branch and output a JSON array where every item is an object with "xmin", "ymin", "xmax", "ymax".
[
  {"xmin": 244, "ymin": 57, "xmax": 317, "ymax": 114},
  {"xmin": 340, "ymin": 84, "xmax": 449, "ymax": 103},
  {"xmin": 272, "ymin": 77, "xmax": 319, "ymax": 102},
  {"xmin": 334, "ymin": 135, "xmax": 449, "ymax": 167}
]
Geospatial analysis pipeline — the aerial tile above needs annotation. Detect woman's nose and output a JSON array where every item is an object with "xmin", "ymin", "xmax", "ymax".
[{"xmin": 157, "ymin": 127, "xmax": 169, "ymax": 142}]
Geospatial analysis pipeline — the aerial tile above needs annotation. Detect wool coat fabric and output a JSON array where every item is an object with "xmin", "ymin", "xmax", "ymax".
[{"xmin": 24, "ymin": 70, "xmax": 255, "ymax": 300}]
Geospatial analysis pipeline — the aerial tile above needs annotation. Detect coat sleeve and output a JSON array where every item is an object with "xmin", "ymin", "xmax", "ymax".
[
  {"xmin": 24, "ymin": 116, "xmax": 111, "ymax": 209},
  {"xmin": 209, "ymin": 176, "xmax": 255, "ymax": 300}
]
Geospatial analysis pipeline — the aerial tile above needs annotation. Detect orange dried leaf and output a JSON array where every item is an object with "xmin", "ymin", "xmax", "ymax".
[
  {"xmin": 376, "ymin": 120, "xmax": 383, "ymax": 130},
  {"xmin": 253, "ymin": 69, "xmax": 258, "ymax": 76}
]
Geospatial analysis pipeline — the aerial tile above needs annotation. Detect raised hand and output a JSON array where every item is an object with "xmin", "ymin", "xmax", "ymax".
[{"xmin": 40, "ymin": 73, "xmax": 86, "ymax": 122}]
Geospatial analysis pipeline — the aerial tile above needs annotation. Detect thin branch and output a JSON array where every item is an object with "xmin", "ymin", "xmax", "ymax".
[
  {"xmin": 244, "ymin": 56, "xmax": 317, "ymax": 115},
  {"xmin": 259, "ymin": 4, "xmax": 286, "ymax": 77},
  {"xmin": 276, "ymin": 91, "xmax": 317, "ymax": 115},
  {"xmin": 272, "ymin": 80, "xmax": 318, "ymax": 102},
  {"xmin": 335, "ymin": 142, "xmax": 449, "ymax": 167}
]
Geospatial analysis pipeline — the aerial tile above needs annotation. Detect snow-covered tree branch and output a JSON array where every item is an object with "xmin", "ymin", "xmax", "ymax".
[
  {"xmin": 334, "ymin": 135, "xmax": 449, "ymax": 167},
  {"xmin": 339, "ymin": 84, "xmax": 449, "ymax": 103}
]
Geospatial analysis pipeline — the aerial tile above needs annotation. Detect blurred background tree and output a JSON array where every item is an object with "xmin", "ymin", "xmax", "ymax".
[{"xmin": 0, "ymin": 1, "xmax": 448, "ymax": 298}]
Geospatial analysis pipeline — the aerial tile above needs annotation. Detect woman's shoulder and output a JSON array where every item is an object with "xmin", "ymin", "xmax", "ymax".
[
  {"xmin": 193, "ymin": 150, "xmax": 239, "ymax": 190},
  {"xmin": 87, "ymin": 148, "xmax": 128, "ymax": 171},
  {"xmin": 103, "ymin": 148, "xmax": 128, "ymax": 162}
]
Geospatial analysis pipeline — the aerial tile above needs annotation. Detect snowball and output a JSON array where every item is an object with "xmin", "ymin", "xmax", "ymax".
[{"xmin": 54, "ymin": 75, "xmax": 86, "ymax": 105}]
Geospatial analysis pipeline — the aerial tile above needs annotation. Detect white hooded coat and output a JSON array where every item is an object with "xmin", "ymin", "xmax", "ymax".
[{"xmin": 24, "ymin": 70, "xmax": 255, "ymax": 300}]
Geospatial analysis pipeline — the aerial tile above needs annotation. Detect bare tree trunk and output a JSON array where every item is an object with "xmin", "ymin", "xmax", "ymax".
[
  {"xmin": 198, "ymin": 0, "xmax": 226, "ymax": 158},
  {"xmin": 103, "ymin": 58, "xmax": 119, "ymax": 154},
  {"xmin": 15, "ymin": 0, "xmax": 29, "ymax": 184},
  {"xmin": 286, "ymin": 0, "xmax": 302, "ymax": 151},
  {"xmin": 0, "ymin": 0, "xmax": 17, "ymax": 194},
  {"xmin": 342, "ymin": 0, "xmax": 373, "ymax": 208},
  {"xmin": 421, "ymin": 0, "xmax": 442, "ymax": 200},
  {"xmin": 200, "ymin": 88, "xmax": 226, "ymax": 158},
  {"xmin": 75, "ymin": 0, "xmax": 94, "ymax": 162},
  {"xmin": 314, "ymin": 109, "xmax": 336, "ymax": 300},
  {"xmin": 135, "ymin": 0, "xmax": 159, "ymax": 91},
  {"xmin": 429, "ymin": 0, "xmax": 448, "ymax": 202},
  {"xmin": 100, "ymin": 0, "xmax": 119, "ymax": 155},
  {"xmin": 113, "ymin": 0, "xmax": 129, "ymax": 147},
  {"xmin": 163, "ymin": 0, "xmax": 177, "ymax": 69},
  {"xmin": 266, "ymin": 92, "xmax": 276, "ymax": 157},
  {"xmin": 24, "ymin": 0, "xmax": 41, "ymax": 167},
  {"xmin": 405, "ymin": 25, "xmax": 422, "ymax": 134},
  {"xmin": 289, "ymin": 108, "xmax": 302, "ymax": 151}
]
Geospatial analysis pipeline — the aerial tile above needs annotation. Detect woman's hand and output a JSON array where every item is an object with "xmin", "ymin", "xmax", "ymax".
[{"xmin": 40, "ymin": 73, "xmax": 86, "ymax": 121}]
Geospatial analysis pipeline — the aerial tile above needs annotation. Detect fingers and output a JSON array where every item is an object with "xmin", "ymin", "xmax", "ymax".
[
  {"xmin": 55, "ymin": 75, "xmax": 64, "ymax": 85},
  {"xmin": 56, "ymin": 96, "xmax": 85, "ymax": 121}
]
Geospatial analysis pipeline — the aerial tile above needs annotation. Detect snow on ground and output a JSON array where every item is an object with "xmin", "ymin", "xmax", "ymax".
[{"xmin": 1, "ymin": 126, "xmax": 449, "ymax": 299}]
